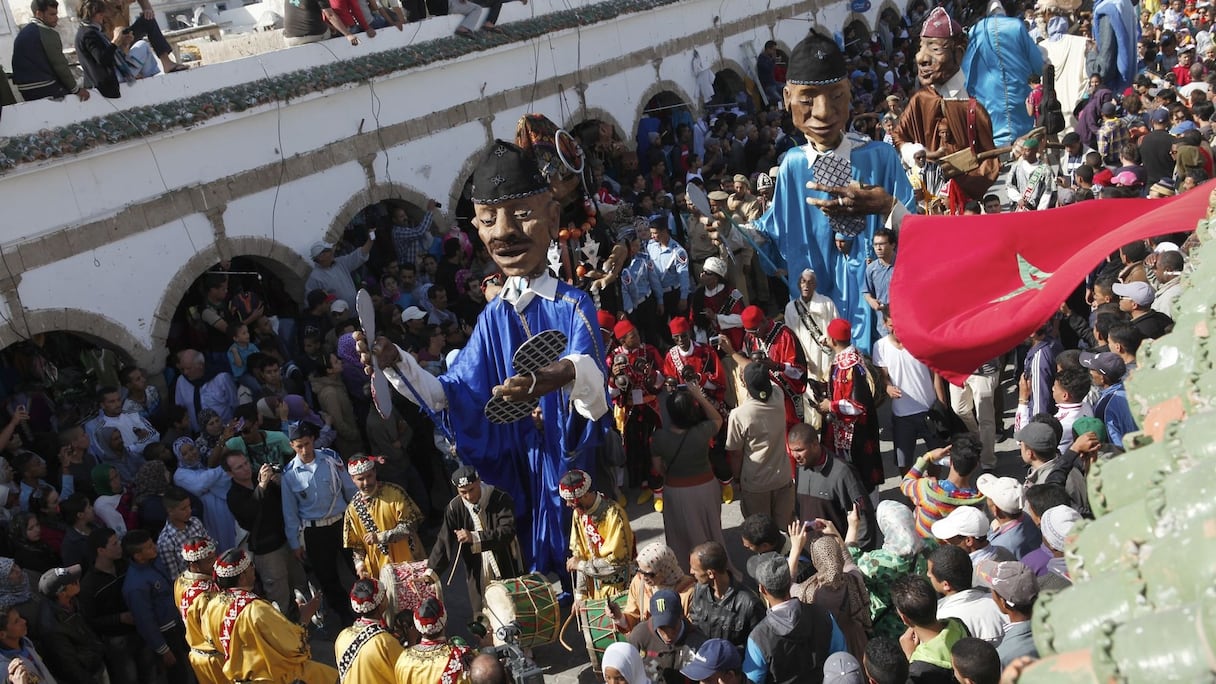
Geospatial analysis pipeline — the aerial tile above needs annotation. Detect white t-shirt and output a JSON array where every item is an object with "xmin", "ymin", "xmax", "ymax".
[{"xmin": 872, "ymin": 336, "xmax": 936, "ymax": 417}]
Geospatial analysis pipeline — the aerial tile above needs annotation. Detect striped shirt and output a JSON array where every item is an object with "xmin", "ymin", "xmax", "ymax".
[{"xmin": 899, "ymin": 462, "xmax": 986, "ymax": 539}]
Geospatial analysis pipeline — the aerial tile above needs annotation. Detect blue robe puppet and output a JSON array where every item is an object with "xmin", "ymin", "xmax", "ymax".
[
  {"xmin": 755, "ymin": 132, "xmax": 915, "ymax": 355},
  {"xmin": 377, "ymin": 142, "xmax": 609, "ymax": 578},
  {"xmin": 962, "ymin": 5, "xmax": 1045, "ymax": 147}
]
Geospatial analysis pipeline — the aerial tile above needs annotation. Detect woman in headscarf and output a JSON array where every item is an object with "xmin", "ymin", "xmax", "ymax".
[
  {"xmin": 132, "ymin": 460, "xmax": 171, "ymax": 535},
  {"xmin": 789, "ymin": 531, "xmax": 872, "ymax": 658},
  {"xmin": 193, "ymin": 408, "xmax": 235, "ymax": 463},
  {"xmin": 618, "ymin": 542, "xmax": 696, "ymax": 632},
  {"xmin": 602, "ymin": 641, "xmax": 652, "ymax": 684},
  {"xmin": 92, "ymin": 426, "xmax": 145, "ymax": 487},
  {"xmin": 8, "ymin": 512, "xmax": 56, "ymax": 574},
  {"xmin": 819, "ymin": 499, "xmax": 930, "ymax": 639},
  {"xmin": 285, "ymin": 393, "xmax": 351, "ymax": 456},
  {"xmin": 27, "ymin": 485, "xmax": 64, "ymax": 555},
  {"xmin": 311, "ymin": 347, "xmax": 364, "ymax": 457},
  {"xmin": 90, "ymin": 463, "xmax": 132, "ymax": 537},
  {"xmin": 171, "ymin": 437, "xmax": 235, "ymax": 549}
]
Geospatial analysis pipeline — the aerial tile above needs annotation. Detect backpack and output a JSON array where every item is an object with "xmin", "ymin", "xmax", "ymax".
[
  {"xmin": 859, "ymin": 356, "xmax": 888, "ymax": 408},
  {"xmin": 1037, "ymin": 64, "xmax": 1066, "ymax": 136}
]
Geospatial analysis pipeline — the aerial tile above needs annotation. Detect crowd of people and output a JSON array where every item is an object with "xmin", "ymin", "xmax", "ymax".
[{"xmin": 0, "ymin": 0, "xmax": 1206, "ymax": 681}]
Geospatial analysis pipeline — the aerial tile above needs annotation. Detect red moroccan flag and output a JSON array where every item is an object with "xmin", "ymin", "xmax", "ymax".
[{"xmin": 890, "ymin": 183, "xmax": 1212, "ymax": 384}]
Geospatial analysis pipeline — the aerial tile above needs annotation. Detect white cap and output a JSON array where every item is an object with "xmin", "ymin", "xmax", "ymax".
[
  {"xmin": 930, "ymin": 505, "xmax": 990, "ymax": 540},
  {"xmin": 330, "ymin": 299, "xmax": 350, "ymax": 314},
  {"xmin": 309, "ymin": 241, "xmax": 334, "ymax": 260},
  {"xmin": 401, "ymin": 306, "xmax": 428, "ymax": 322},
  {"xmin": 977, "ymin": 474, "xmax": 1024, "ymax": 514},
  {"xmin": 1041, "ymin": 505, "xmax": 1082, "ymax": 551},
  {"xmin": 703, "ymin": 257, "xmax": 728, "ymax": 278},
  {"xmin": 1153, "ymin": 241, "xmax": 1181, "ymax": 253}
]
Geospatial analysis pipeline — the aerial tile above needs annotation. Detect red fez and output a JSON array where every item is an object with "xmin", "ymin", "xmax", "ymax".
[
  {"xmin": 741, "ymin": 305, "xmax": 765, "ymax": 330},
  {"xmin": 597, "ymin": 310, "xmax": 617, "ymax": 332},
  {"xmin": 613, "ymin": 320, "xmax": 636, "ymax": 339},
  {"xmin": 668, "ymin": 317, "xmax": 691, "ymax": 335},
  {"xmin": 827, "ymin": 318, "xmax": 852, "ymax": 342},
  {"xmin": 921, "ymin": 7, "xmax": 963, "ymax": 38}
]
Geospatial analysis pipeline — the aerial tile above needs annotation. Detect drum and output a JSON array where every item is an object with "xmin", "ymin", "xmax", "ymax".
[
  {"xmin": 579, "ymin": 594, "xmax": 627, "ymax": 672},
  {"xmin": 483, "ymin": 573, "xmax": 560, "ymax": 648},
  {"xmin": 379, "ymin": 560, "xmax": 442, "ymax": 626}
]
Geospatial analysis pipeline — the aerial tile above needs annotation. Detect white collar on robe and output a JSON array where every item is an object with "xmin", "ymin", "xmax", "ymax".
[
  {"xmin": 501, "ymin": 273, "xmax": 558, "ymax": 313},
  {"xmin": 704, "ymin": 283, "xmax": 725, "ymax": 298},
  {"xmin": 801, "ymin": 131, "xmax": 872, "ymax": 168},
  {"xmin": 933, "ymin": 70, "xmax": 970, "ymax": 100}
]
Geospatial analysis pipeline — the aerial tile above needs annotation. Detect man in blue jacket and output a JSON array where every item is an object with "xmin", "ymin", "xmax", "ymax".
[{"xmin": 121, "ymin": 529, "xmax": 193, "ymax": 682}]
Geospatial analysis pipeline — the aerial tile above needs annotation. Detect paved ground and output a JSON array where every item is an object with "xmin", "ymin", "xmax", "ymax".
[{"xmin": 303, "ymin": 377, "xmax": 1028, "ymax": 682}]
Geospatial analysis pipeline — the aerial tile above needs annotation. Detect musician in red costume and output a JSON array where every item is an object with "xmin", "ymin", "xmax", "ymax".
[
  {"xmin": 817, "ymin": 318, "xmax": 884, "ymax": 493},
  {"xmin": 689, "ymin": 256, "xmax": 746, "ymax": 352},
  {"xmin": 661, "ymin": 316, "xmax": 735, "ymax": 501},
  {"xmin": 609, "ymin": 320, "xmax": 665, "ymax": 505},
  {"xmin": 719, "ymin": 305, "xmax": 808, "ymax": 430}
]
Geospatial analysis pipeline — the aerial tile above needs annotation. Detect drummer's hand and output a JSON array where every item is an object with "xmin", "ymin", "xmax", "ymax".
[
  {"xmin": 494, "ymin": 359, "xmax": 575, "ymax": 403},
  {"xmin": 566, "ymin": 557, "xmax": 580, "ymax": 572},
  {"xmin": 455, "ymin": 529, "xmax": 472, "ymax": 544},
  {"xmin": 362, "ymin": 532, "xmax": 378, "ymax": 547},
  {"xmin": 572, "ymin": 597, "xmax": 584, "ymax": 613},
  {"xmin": 806, "ymin": 181, "xmax": 896, "ymax": 218}
]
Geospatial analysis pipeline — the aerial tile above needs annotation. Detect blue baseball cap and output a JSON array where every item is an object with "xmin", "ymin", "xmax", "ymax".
[
  {"xmin": 680, "ymin": 639, "xmax": 743, "ymax": 680},
  {"xmin": 649, "ymin": 588, "xmax": 682, "ymax": 628}
]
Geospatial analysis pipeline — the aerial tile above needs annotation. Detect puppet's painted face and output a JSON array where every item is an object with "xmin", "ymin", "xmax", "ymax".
[
  {"xmin": 916, "ymin": 37, "xmax": 963, "ymax": 88},
  {"xmin": 784, "ymin": 80, "xmax": 852, "ymax": 149},
  {"xmin": 473, "ymin": 192, "xmax": 560, "ymax": 278}
]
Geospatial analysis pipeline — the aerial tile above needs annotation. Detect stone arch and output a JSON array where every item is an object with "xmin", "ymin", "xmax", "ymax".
[
  {"xmin": 0, "ymin": 310, "xmax": 146, "ymax": 367},
  {"xmin": 708, "ymin": 58, "xmax": 752, "ymax": 110},
  {"xmin": 147, "ymin": 236, "xmax": 312, "ymax": 369},
  {"xmin": 565, "ymin": 106, "xmax": 628, "ymax": 147},
  {"xmin": 843, "ymin": 15, "xmax": 873, "ymax": 56},
  {"xmin": 448, "ymin": 140, "xmax": 497, "ymax": 211},
  {"xmin": 632, "ymin": 80, "xmax": 698, "ymax": 137},
  {"xmin": 329, "ymin": 182, "xmax": 434, "ymax": 242}
]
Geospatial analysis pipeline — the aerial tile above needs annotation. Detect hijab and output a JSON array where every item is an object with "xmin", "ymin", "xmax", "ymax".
[
  {"xmin": 336, "ymin": 333, "xmax": 368, "ymax": 397},
  {"xmin": 174, "ymin": 437, "xmax": 203, "ymax": 471},
  {"xmin": 636, "ymin": 542, "xmax": 684, "ymax": 588},
  {"xmin": 805, "ymin": 536, "xmax": 872, "ymax": 630},
  {"xmin": 283, "ymin": 395, "xmax": 323, "ymax": 425},
  {"xmin": 877, "ymin": 500, "xmax": 924, "ymax": 558},
  {"xmin": 601, "ymin": 642, "xmax": 651, "ymax": 684},
  {"xmin": 133, "ymin": 461, "xmax": 170, "ymax": 503},
  {"xmin": 94, "ymin": 426, "xmax": 123, "ymax": 462},
  {"xmin": 0, "ymin": 558, "xmax": 31, "ymax": 608},
  {"xmin": 194, "ymin": 409, "xmax": 224, "ymax": 458},
  {"xmin": 92, "ymin": 463, "xmax": 119, "ymax": 497}
]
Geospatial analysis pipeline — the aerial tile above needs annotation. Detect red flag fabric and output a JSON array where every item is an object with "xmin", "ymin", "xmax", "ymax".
[{"xmin": 890, "ymin": 182, "xmax": 1212, "ymax": 384}]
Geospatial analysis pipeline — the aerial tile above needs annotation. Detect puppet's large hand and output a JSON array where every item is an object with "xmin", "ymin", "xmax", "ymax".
[
  {"xmin": 805, "ymin": 181, "xmax": 897, "ymax": 218},
  {"xmin": 494, "ymin": 358, "xmax": 576, "ymax": 403}
]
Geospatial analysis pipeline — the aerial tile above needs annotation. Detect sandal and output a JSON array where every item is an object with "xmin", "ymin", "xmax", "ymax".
[
  {"xmin": 482, "ymin": 23, "xmax": 503, "ymax": 33},
  {"xmin": 166, "ymin": 63, "xmax": 190, "ymax": 73},
  {"xmin": 454, "ymin": 27, "xmax": 475, "ymax": 37}
]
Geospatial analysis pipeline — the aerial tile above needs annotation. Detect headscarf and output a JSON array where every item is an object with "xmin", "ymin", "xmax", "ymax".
[
  {"xmin": 133, "ymin": 461, "xmax": 169, "ymax": 503},
  {"xmin": 91, "ymin": 464, "xmax": 119, "ymax": 497},
  {"xmin": 805, "ymin": 536, "xmax": 872, "ymax": 631},
  {"xmin": 1175, "ymin": 145, "xmax": 1204, "ymax": 177},
  {"xmin": 636, "ymin": 542, "xmax": 684, "ymax": 588},
  {"xmin": 337, "ymin": 333, "xmax": 369, "ymax": 397},
  {"xmin": 1047, "ymin": 16, "xmax": 1070, "ymax": 41},
  {"xmin": 194, "ymin": 409, "xmax": 224, "ymax": 459},
  {"xmin": 601, "ymin": 642, "xmax": 651, "ymax": 684},
  {"xmin": 174, "ymin": 437, "xmax": 203, "ymax": 471},
  {"xmin": 877, "ymin": 500, "xmax": 924, "ymax": 557},
  {"xmin": 0, "ymin": 557, "xmax": 31, "ymax": 609},
  {"xmin": 283, "ymin": 395, "xmax": 323, "ymax": 426},
  {"xmin": 94, "ymin": 426, "xmax": 123, "ymax": 462}
]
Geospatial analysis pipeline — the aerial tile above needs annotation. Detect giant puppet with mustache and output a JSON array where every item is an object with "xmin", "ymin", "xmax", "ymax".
[{"xmin": 358, "ymin": 140, "xmax": 609, "ymax": 578}]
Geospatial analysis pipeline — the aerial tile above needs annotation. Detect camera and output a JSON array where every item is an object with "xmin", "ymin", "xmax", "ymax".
[
  {"xmin": 270, "ymin": 463, "xmax": 283, "ymax": 473},
  {"xmin": 470, "ymin": 621, "xmax": 544, "ymax": 684},
  {"xmin": 709, "ymin": 335, "xmax": 722, "ymax": 346}
]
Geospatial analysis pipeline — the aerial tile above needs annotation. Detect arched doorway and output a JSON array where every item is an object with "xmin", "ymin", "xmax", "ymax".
[
  {"xmin": 636, "ymin": 90, "xmax": 693, "ymax": 180},
  {"xmin": 710, "ymin": 68, "xmax": 751, "ymax": 114},
  {"xmin": 843, "ymin": 18, "xmax": 872, "ymax": 57}
]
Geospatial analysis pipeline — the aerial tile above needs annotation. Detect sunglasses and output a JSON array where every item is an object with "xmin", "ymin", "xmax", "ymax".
[{"xmin": 638, "ymin": 569, "xmax": 657, "ymax": 578}]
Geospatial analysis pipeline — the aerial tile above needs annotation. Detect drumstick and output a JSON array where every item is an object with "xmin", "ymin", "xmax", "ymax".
[
  {"xmin": 446, "ymin": 542, "xmax": 464, "ymax": 586},
  {"xmin": 557, "ymin": 609, "xmax": 578, "ymax": 652}
]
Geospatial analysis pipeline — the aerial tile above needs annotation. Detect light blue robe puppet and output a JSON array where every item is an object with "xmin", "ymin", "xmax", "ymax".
[
  {"xmin": 753, "ymin": 32, "xmax": 914, "ymax": 355},
  {"xmin": 1089, "ymin": 0, "xmax": 1140, "ymax": 92},
  {"xmin": 375, "ymin": 142, "xmax": 609, "ymax": 577},
  {"xmin": 962, "ymin": 0, "xmax": 1045, "ymax": 147}
]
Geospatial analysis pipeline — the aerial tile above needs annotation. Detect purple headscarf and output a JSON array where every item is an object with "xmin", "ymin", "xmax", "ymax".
[
  {"xmin": 336, "ymin": 333, "xmax": 368, "ymax": 398},
  {"xmin": 283, "ymin": 395, "xmax": 324, "ymax": 426}
]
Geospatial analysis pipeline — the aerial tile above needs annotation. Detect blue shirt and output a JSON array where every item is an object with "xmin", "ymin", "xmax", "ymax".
[
  {"xmin": 1094, "ymin": 382, "xmax": 1137, "ymax": 448},
  {"xmin": 646, "ymin": 238, "xmax": 690, "ymax": 299},
  {"xmin": 122, "ymin": 560, "xmax": 179, "ymax": 654},
  {"xmin": 864, "ymin": 258, "xmax": 895, "ymax": 336},
  {"xmin": 280, "ymin": 448, "xmax": 356, "ymax": 549},
  {"xmin": 625, "ymin": 252, "xmax": 662, "ymax": 306}
]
